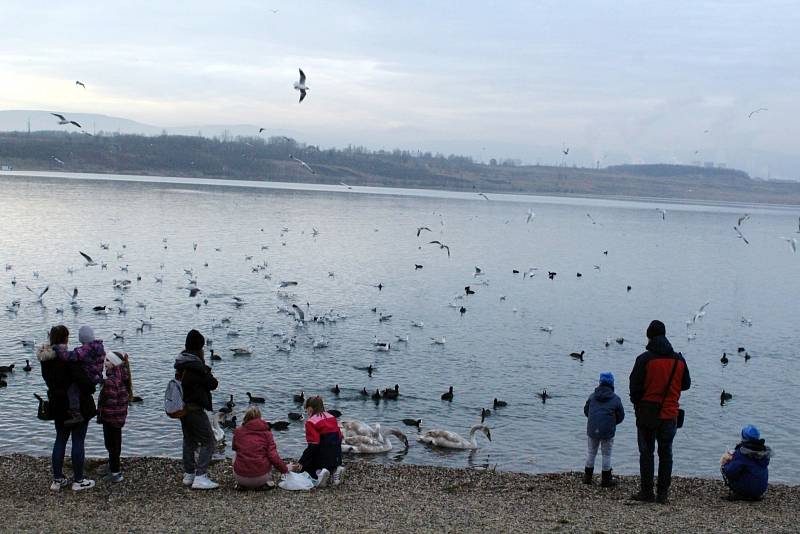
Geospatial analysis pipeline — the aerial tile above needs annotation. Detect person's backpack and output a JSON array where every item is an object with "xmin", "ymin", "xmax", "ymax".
[{"xmin": 164, "ymin": 375, "xmax": 187, "ymax": 419}]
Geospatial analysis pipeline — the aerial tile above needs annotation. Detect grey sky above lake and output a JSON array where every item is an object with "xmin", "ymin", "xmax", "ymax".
[{"xmin": 2, "ymin": 1, "xmax": 798, "ymax": 178}]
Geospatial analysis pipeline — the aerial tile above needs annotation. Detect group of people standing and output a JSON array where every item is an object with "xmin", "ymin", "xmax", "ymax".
[
  {"xmin": 582, "ymin": 319, "xmax": 772, "ymax": 503},
  {"xmin": 39, "ymin": 326, "xmax": 343, "ymax": 492},
  {"xmin": 38, "ymin": 320, "xmax": 768, "ymax": 500}
]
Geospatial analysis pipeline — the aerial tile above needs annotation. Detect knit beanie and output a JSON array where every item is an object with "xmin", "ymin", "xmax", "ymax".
[
  {"xmin": 78, "ymin": 325, "xmax": 95, "ymax": 344},
  {"xmin": 741, "ymin": 424, "xmax": 760, "ymax": 442},
  {"xmin": 185, "ymin": 329, "xmax": 205, "ymax": 351},
  {"xmin": 646, "ymin": 320, "xmax": 666, "ymax": 339},
  {"xmin": 599, "ymin": 372, "xmax": 614, "ymax": 387}
]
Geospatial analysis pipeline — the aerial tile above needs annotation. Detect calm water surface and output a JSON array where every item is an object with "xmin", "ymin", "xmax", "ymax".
[{"xmin": 0, "ymin": 172, "xmax": 798, "ymax": 483}]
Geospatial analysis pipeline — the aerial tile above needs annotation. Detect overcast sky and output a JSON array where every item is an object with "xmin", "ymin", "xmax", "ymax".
[{"xmin": 2, "ymin": 1, "xmax": 798, "ymax": 177}]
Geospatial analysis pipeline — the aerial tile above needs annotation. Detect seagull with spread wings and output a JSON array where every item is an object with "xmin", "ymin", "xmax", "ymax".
[
  {"xmin": 733, "ymin": 226, "xmax": 749, "ymax": 245},
  {"xmin": 416, "ymin": 226, "xmax": 432, "ymax": 237},
  {"xmin": 79, "ymin": 251, "xmax": 97, "ymax": 266},
  {"xmin": 26, "ymin": 285, "xmax": 49, "ymax": 304},
  {"xmin": 779, "ymin": 236, "xmax": 797, "ymax": 253},
  {"xmin": 747, "ymin": 108, "xmax": 767, "ymax": 118},
  {"xmin": 75, "ymin": 81, "xmax": 86, "ymax": 89},
  {"xmin": 289, "ymin": 154, "xmax": 316, "ymax": 175},
  {"xmin": 293, "ymin": 68, "xmax": 308, "ymax": 102},
  {"xmin": 428, "ymin": 240, "xmax": 450, "ymax": 257}
]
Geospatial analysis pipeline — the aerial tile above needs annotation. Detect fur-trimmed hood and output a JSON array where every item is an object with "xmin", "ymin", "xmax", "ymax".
[{"xmin": 36, "ymin": 343, "xmax": 56, "ymax": 362}]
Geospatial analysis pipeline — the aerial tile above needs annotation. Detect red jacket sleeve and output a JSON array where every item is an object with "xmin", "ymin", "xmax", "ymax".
[
  {"xmin": 305, "ymin": 419, "xmax": 320, "ymax": 444},
  {"xmin": 265, "ymin": 431, "xmax": 288, "ymax": 474}
]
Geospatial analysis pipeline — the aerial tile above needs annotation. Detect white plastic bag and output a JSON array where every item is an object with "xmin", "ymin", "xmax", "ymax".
[{"xmin": 278, "ymin": 471, "xmax": 315, "ymax": 491}]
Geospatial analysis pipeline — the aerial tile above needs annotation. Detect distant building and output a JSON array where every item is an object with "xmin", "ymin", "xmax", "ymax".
[
  {"xmin": 703, "ymin": 161, "xmax": 715, "ymax": 168},
  {"xmin": 0, "ymin": 163, "xmax": 13, "ymax": 171}
]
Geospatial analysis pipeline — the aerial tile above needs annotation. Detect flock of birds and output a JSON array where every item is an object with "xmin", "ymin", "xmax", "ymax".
[{"xmin": 2, "ymin": 203, "xmax": 794, "ymax": 462}]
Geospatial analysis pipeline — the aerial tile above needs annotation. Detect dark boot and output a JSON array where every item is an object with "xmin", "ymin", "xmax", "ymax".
[
  {"xmin": 656, "ymin": 490, "xmax": 670, "ymax": 505},
  {"xmin": 601, "ymin": 469, "xmax": 617, "ymax": 488},
  {"xmin": 582, "ymin": 467, "xmax": 594, "ymax": 485}
]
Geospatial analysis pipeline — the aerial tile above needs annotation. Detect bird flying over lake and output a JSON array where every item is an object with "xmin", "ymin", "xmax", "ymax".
[
  {"xmin": 289, "ymin": 154, "xmax": 315, "ymax": 174},
  {"xmin": 26, "ymin": 285, "xmax": 49, "ymax": 303},
  {"xmin": 339, "ymin": 182, "xmax": 352, "ymax": 189},
  {"xmin": 562, "ymin": 146, "xmax": 569, "ymax": 156},
  {"xmin": 733, "ymin": 226, "xmax": 749, "ymax": 245},
  {"xmin": 428, "ymin": 240, "xmax": 450, "ymax": 257},
  {"xmin": 779, "ymin": 236, "xmax": 797, "ymax": 253},
  {"xmin": 691, "ymin": 301, "xmax": 710, "ymax": 324},
  {"xmin": 737, "ymin": 214, "xmax": 751, "ymax": 227},
  {"xmin": 416, "ymin": 226, "xmax": 432, "ymax": 237},
  {"xmin": 478, "ymin": 192, "xmax": 489, "ymax": 201},
  {"xmin": 747, "ymin": 108, "xmax": 767, "ymax": 118},
  {"xmin": 75, "ymin": 81, "xmax": 86, "ymax": 89},
  {"xmin": 656, "ymin": 208, "xmax": 666, "ymax": 221},
  {"xmin": 526, "ymin": 208, "xmax": 535, "ymax": 223},
  {"xmin": 79, "ymin": 251, "xmax": 97, "ymax": 266},
  {"xmin": 586, "ymin": 213, "xmax": 597, "ymax": 225},
  {"xmin": 50, "ymin": 113, "xmax": 81, "ymax": 128},
  {"xmin": 258, "ymin": 128, "xmax": 265, "ymax": 133},
  {"xmin": 293, "ymin": 68, "xmax": 308, "ymax": 102}
]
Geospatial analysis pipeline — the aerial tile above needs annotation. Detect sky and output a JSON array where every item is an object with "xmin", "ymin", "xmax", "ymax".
[{"xmin": 1, "ymin": 0, "xmax": 799, "ymax": 178}]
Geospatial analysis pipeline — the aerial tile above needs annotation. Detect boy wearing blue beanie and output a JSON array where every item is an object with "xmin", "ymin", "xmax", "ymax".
[
  {"xmin": 721, "ymin": 425, "xmax": 772, "ymax": 500},
  {"xmin": 583, "ymin": 372, "xmax": 625, "ymax": 487}
]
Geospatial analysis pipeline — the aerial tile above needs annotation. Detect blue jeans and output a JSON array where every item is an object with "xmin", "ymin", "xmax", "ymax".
[
  {"xmin": 52, "ymin": 420, "xmax": 89, "ymax": 481},
  {"xmin": 637, "ymin": 418, "xmax": 677, "ymax": 495}
]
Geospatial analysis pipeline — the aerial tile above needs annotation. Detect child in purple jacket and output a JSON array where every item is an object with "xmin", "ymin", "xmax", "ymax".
[
  {"xmin": 96, "ymin": 351, "xmax": 131, "ymax": 482},
  {"xmin": 56, "ymin": 325, "xmax": 106, "ymax": 426}
]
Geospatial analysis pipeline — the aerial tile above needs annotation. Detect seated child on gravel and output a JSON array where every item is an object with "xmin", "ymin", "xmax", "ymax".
[
  {"xmin": 720, "ymin": 424, "xmax": 772, "ymax": 501},
  {"xmin": 55, "ymin": 325, "xmax": 105, "ymax": 426}
]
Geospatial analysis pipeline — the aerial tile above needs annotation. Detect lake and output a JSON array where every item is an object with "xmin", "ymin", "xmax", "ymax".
[{"xmin": 1, "ymin": 171, "xmax": 798, "ymax": 483}]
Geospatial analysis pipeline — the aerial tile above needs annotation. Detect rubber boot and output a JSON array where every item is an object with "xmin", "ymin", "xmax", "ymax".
[
  {"xmin": 601, "ymin": 470, "xmax": 617, "ymax": 488},
  {"xmin": 582, "ymin": 467, "xmax": 594, "ymax": 485}
]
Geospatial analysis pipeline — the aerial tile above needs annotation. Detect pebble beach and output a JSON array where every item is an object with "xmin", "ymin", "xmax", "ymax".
[{"xmin": 2, "ymin": 454, "xmax": 797, "ymax": 533}]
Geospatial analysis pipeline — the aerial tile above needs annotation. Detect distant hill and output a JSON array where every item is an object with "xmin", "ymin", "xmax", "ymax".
[
  {"xmin": 0, "ymin": 110, "xmax": 303, "ymax": 140},
  {"xmin": 2, "ymin": 130, "xmax": 800, "ymax": 205}
]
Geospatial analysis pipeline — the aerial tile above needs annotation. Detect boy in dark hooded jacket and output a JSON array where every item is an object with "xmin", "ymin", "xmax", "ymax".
[
  {"xmin": 721, "ymin": 425, "xmax": 772, "ymax": 501},
  {"xmin": 583, "ymin": 372, "xmax": 625, "ymax": 487},
  {"xmin": 174, "ymin": 329, "xmax": 219, "ymax": 490}
]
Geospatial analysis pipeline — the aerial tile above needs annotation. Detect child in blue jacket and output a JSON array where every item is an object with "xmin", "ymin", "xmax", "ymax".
[
  {"xmin": 583, "ymin": 372, "xmax": 625, "ymax": 487},
  {"xmin": 721, "ymin": 425, "xmax": 772, "ymax": 501}
]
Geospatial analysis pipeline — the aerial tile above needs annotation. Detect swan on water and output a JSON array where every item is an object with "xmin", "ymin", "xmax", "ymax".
[
  {"xmin": 342, "ymin": 426, "xmax": 409, "ymax": 454},
  {"xmin": 417, "ymin": 424, "xmax": 492, "ymax": 450}
]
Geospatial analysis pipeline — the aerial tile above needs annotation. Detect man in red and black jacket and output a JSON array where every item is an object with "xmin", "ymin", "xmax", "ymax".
[{"xmin": 629, "ymin": 320, "xmax": 690, "ymax": 504}]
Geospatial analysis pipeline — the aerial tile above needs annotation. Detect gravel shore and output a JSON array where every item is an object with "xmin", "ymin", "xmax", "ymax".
[{"xmin": 2, "ymin": 454, "xmax": 796, "ymax": 533}]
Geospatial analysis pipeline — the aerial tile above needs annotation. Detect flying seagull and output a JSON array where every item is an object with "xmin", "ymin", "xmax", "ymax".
[
  {"xmin": 562, "ymin": 147, "xmax": 569, "ymax": 156},
  {"xmin": 75, "ymin": 81, "xmax": 86, "ymax": 89},
  {"xmin": 289, "ymin": 154, "xmax": 316, "ymax": 175},
  {"xmin": 526, "ymin": 208, "xmax": 535, "ymax": 223},
  {"xmin": 656, "ymin": 208, "xmax": 666, "ymax": 221},
  {"xmin": 477, "ymin": 192, "xmax": 490, "ymax": 201},
  {"xmin": 747, "ymin": 108, "xmax": 768, "ymax": 118},
  {"xmin": 691, "ymin": 301, "xmax": 710, "ymax": 324},
  {"xmin": 26, "ymin": 285, "xmax": 49, "ymax": 303},
  {"xmin": 50, "ymin": 113, "xmax": 82, "ymax": 128},
  {"xmin": 586, "ymin": 213, "xmax": 597, "ymax": 225},
  {"xmin": 258, "ymin": 128, "xmax": 265, "ymax": 133},
  {"xmin": 779, "ymin": 236, "xmax": 797, "ymax": 253},
  {"xmin": 416, "ymin": 226, "xmax": 432, "ymax": 237},
  {"xmin": 428, "ymin": 240, "xmax": 450, "ymax": 257},
  {"xmin": 737, "ymin": 214, "xmax": 751, "ymax": 227},
  {"xmin": 79, "ymin": 251, "xmax": 97, "ymax": 266},
  {"xmin": 293, "ymin": 68, "xmax": 308, "ymax": 103},
  {"xmin": 733, "ymin": 226, "xmax": 749, "ymax": 245}
]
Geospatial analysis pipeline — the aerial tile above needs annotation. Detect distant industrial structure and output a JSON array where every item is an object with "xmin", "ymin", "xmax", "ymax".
[{"xmin": 0, "ymin": 163, "xmax": 13, "ymax": 171}]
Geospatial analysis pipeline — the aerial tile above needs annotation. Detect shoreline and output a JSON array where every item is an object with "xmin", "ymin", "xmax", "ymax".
[
  {"xmin": 2, "ymin": 454, "xmax": 796, "ymax": 533},
  {"xmin": 3, "ymin": 169, "xmax": 800, "ymax": 210}
]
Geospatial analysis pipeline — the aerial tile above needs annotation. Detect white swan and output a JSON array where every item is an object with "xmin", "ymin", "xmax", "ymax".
[
  {"xmin": 417, "ymin": 424, "xmax": 491, "ymax": 450},
  {"xmin": 342, "ymin": 427, "xmax": 409, "ymax": 454},
  {"xmin": 230, "ymin": 347, "xmax": 252, "ymax": 356},
  {"xmin": 340, "ymin": 418, "xmax": 380, "ymax": 438}
]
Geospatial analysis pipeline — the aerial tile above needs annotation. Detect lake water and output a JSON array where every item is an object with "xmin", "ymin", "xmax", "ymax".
[{"xmin": 1, "ymin": 171, "xmax": 798, "ymax": 483}]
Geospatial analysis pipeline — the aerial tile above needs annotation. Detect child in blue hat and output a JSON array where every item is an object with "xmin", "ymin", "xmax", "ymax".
[
  {"xmin": 583, "ymin": 372, "xmax": 625, "ymax": 487},
  {"xmin": 720, "ymin": 424, "xmax": 772, "ymax": 500}
]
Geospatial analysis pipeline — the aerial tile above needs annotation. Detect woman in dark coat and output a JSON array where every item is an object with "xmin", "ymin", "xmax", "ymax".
[{"xmin": 38, "ymin": 325, "xmax": 97, "ymax": 492}]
